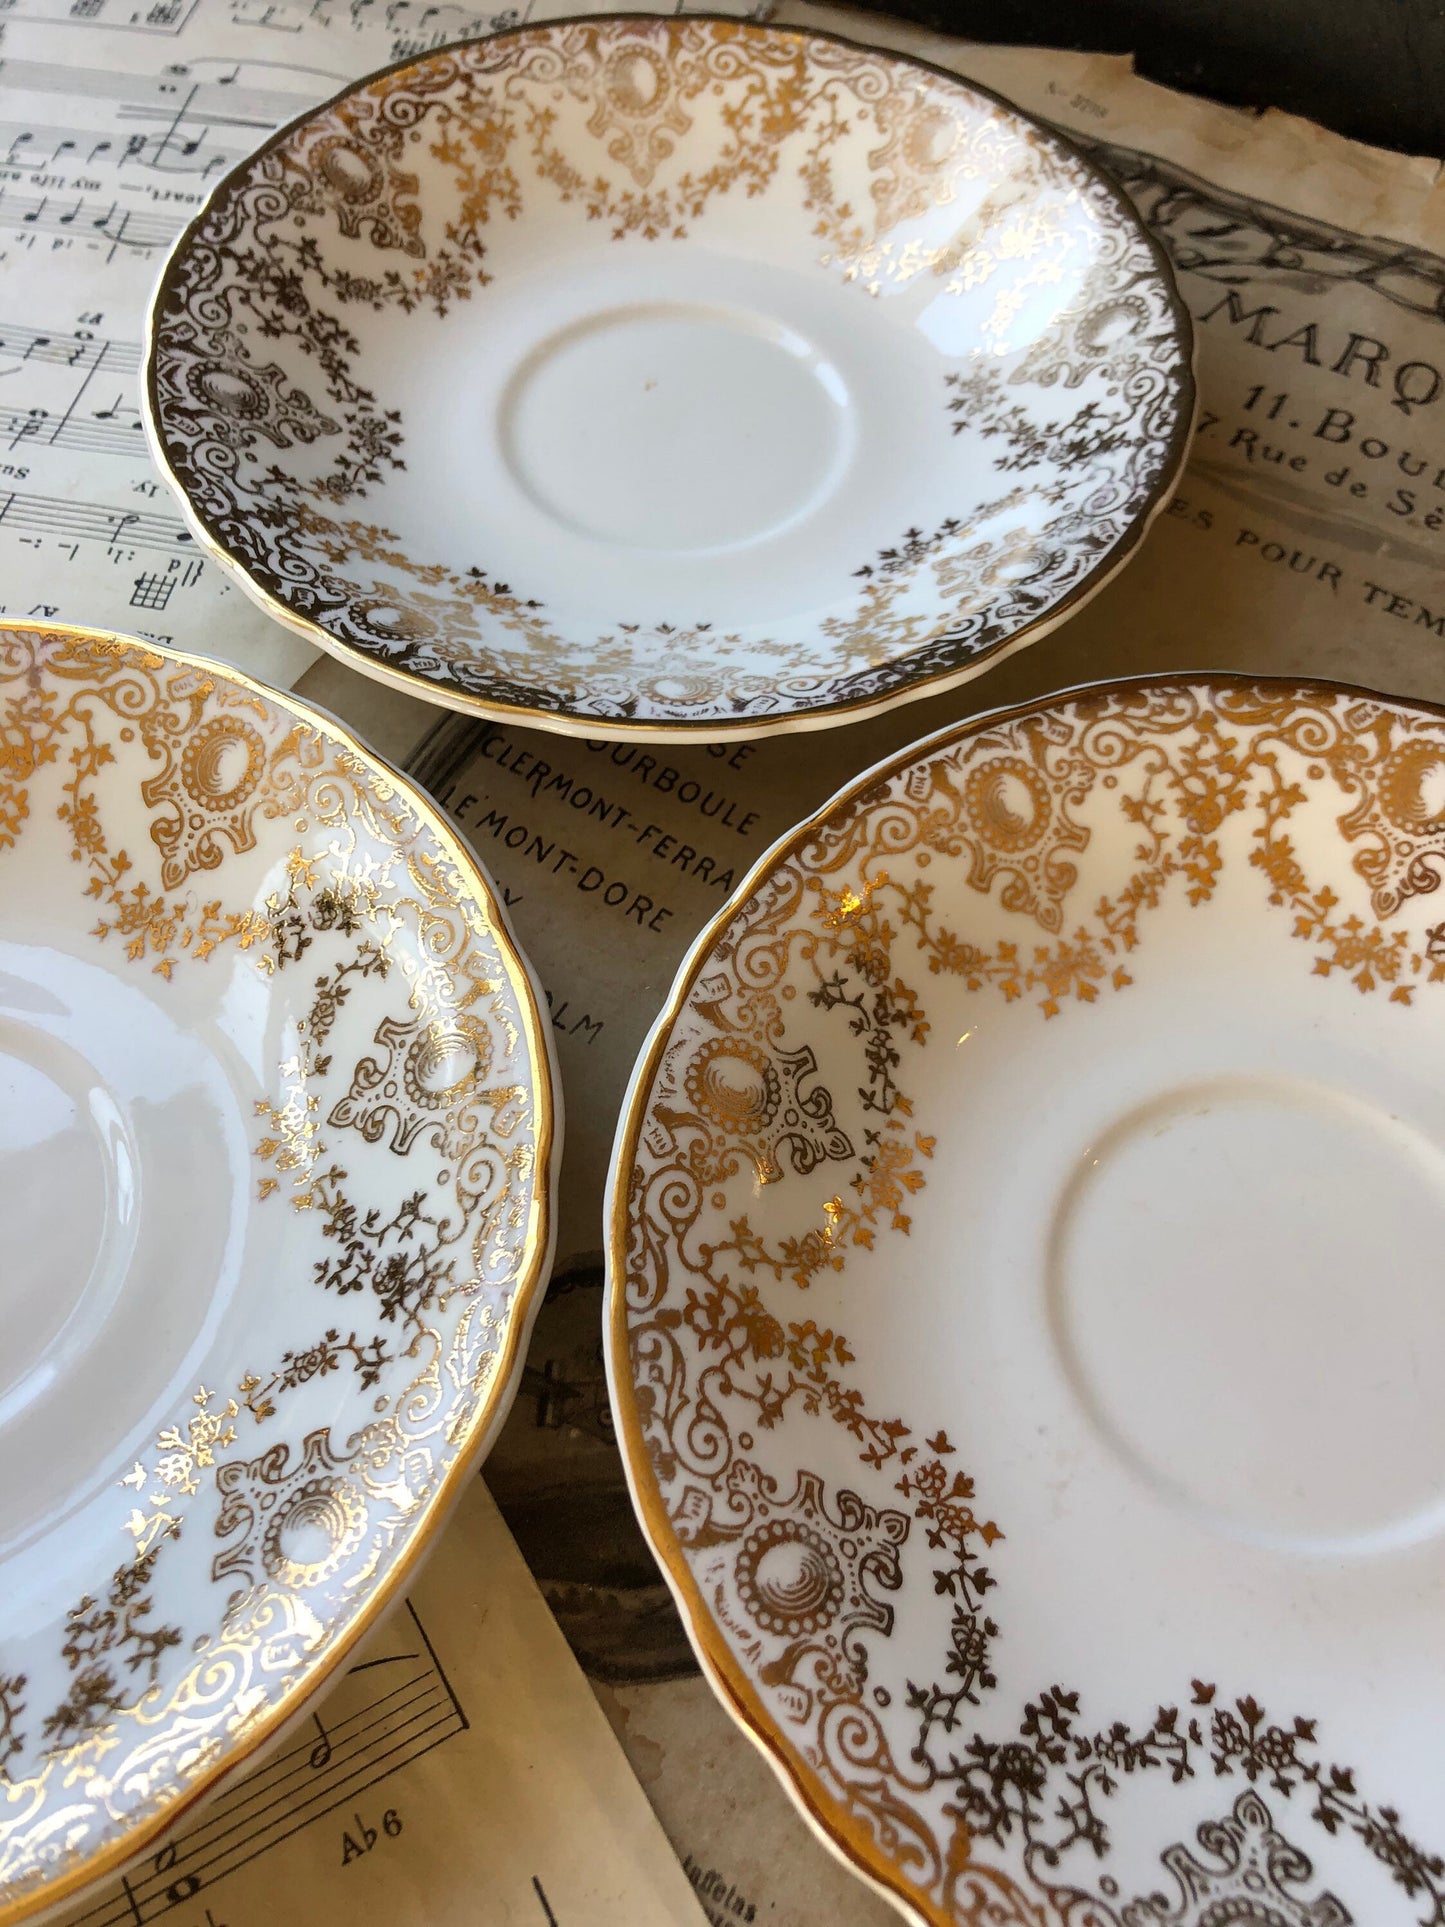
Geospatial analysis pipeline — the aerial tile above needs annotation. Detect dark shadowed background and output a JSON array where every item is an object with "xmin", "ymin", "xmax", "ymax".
[{"xmin": 844, "ymin": 0, "xmax": 1445, "ymax": 158}]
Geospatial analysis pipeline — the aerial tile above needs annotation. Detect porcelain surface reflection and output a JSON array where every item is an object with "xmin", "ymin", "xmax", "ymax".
[
  {"xmin": 144, "ymin": 13, "xmax": 1193, "ymax": 740},
  {"xmin": 607, "ymin": 674, "xmax": 1445, "ymax": 1923},
  {"xmin": 0, "ymin": 622, "xmax": 557, "ymax": 1924}
]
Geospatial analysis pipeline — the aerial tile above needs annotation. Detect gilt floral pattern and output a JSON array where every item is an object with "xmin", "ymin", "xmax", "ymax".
[
  {"xmin": 610, "ymin": 677, "xmax": 1445, "ymax": 1926},
  {"xmin": 146, "ymin": 16, "xmax": 1191, "ymax": 732},
  {"xmin": 0, "ymin": 623, "xmax": 553, "ymax": 1909}
]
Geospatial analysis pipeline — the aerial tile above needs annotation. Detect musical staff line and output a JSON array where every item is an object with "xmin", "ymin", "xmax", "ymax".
[
  {"xmin": 67, "ymin": 1602, "xmax": 467, "ymax": 1926},
  {"xmin": 0, "ymin": 489, "xmax": 194, "ymax": 551},
  {"xmin": 0, "ymin": 400, "xmax": 146, "ymax": 457},
  {"xmin": 0, "ymin": 322, "xmax": 141, "ymax": 375},
  {"xmin": 0, "ymin": 185, "xmax": 183, "ymax": 253},
  {"xmin": 0, "ymin": 117, "xmax": 244, "ymax": 178},
  {"xmin": 0, "ymin": 0, "xmax": 201, "ymax": 35},
  {"xmin": 227, "ymin": 0, "xmax": 532, "ymax": 54},
  {"xmin": 0, "ymin": 0, "xmax": 491, "ymax": 696},
  {"xmin": 4, "ymin": 54, "xmax": 343, "ymax": 129},
  {"xmin": 139, "ymin": 1672, "xmax": 444, "ymax": 1875},
  {"xmin": 132, "ymin": 1694, "xmax": 453, "ymax": 1906}
]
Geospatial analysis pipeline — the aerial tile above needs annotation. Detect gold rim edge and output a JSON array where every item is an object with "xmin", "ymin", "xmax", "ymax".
[
  {"xmin": 0, "ymin": 616, "xmax": 562, "ymax": 1927},
  {"xmin": 601, "ymin": 665, "xmax": 1441, "ymax": 1927},
  {"xmin": 139, "ymin": 9, "xmax": 1198, "ymax": 745}
]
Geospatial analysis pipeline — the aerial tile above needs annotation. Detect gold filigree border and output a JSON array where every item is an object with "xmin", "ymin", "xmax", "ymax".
[
  {"xmin": 603, "ymin": 669, "xmax": 1445, "ymax": 1927},
  {"xmin": 141, "ymin": 12, "xmax": 1197, "ymax": 746},
  {"xmin": 0, "ymin": 619, "xmax": 559, "ymax": 1927}
]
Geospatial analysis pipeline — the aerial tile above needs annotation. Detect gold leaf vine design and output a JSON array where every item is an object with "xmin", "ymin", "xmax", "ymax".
[
  {"xmin": 0, "ymin": 627, "xmax": 542, "ymax": 1895},
  {"xmin": 149, "ymin": 17, "xmax": 1186, "ymax": 719},
  {"xmin": 624, "ymin": 681, "xmax": 1445, "ymax": 1922}
]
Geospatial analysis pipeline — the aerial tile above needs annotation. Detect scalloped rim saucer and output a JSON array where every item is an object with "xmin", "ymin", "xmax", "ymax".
[
  {"xmin": 0, "ymin": 620, "xmax": 560, "ymax": 1923},
  {"xmin": 607, "ymin": 670, "xmax": 1445, "ymax": 1923},
  {"xmin": 144, "ymin": 14, "xmax": 1194, "ymax": 741}
]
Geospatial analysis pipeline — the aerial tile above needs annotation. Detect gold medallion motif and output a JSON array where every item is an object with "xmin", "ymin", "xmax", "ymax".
[
  {"xmin": 0, "ymin": 621, "xmax": 555, "ymax": 1922},
  {"xmin": 609, "ymin": 675, "xmax": 1445, "ymax": 1926},
  {"xmin": 145, "ymin": 16, "xmax": 1193, "ymax": 737}
]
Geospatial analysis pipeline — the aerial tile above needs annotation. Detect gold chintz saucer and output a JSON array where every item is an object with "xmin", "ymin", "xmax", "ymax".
[
  {"xmin": 0, "ymin": 621, "xmax": 558, "ymax": 1921},
  {"xmin": 145, "ymin": 14, "xmax": 1193, "ymax": 741},
  {"xmin": 608, "ymin": 673, "xmax": 1445, "ymax": 1923}
]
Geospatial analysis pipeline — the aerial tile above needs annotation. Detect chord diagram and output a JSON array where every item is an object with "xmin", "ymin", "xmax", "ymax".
[
  {"xmin": 65, "ymin": 1601, "xmax": 467, "ymax": 1926},
  {"xmin": 129, "ymin": 568, "xmax": 174, "ymax": 608},
  {"xmin": 0, "ymin": 0, "xmax": 201, "ymax": 31}
]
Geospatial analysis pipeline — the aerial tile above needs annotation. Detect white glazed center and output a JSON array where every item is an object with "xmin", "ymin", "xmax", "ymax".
[
  {"xmin": 498, "ymin": 303, "xmax": 852, "ymax": 553},
  {"xmin": 0, "ymin": 940, "xmax": 252, "ymax": 1549},
  {"xmin": 0, "ymin": 1022, "xmax": 133, "ymax": 1427},
  {"xmin": 1048, "ymin": 1074, "xmax": 1445, "ymax": 1553}
]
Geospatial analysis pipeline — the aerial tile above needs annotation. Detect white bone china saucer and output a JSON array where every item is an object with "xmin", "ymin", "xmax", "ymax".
[{"xmin": 145, "ymin": 14, "xmax": 1194, "ymax": 741}]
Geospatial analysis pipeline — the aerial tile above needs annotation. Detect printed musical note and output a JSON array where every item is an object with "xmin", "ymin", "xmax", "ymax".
[
  {"xmin": 93, "ymin": 387, "xmax": 139, "ymax": 418},
  {"xmin": 0, "ymin": 488, "xmax": 191, "ymax": 551},
  {"xmin": 150, "ymin": 1843, "xmax": 203, "ymax": 1910},
  {"xmin": 0, "ymin": 323, "xmax": 137, "ymax": 374},
  {"xmin": 0, "ymin": 400, "xmax": 146, "ymax": 456},
  {"xmin": 0, "ymin": 184, "xmax": 180, "ymax": 251}
]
